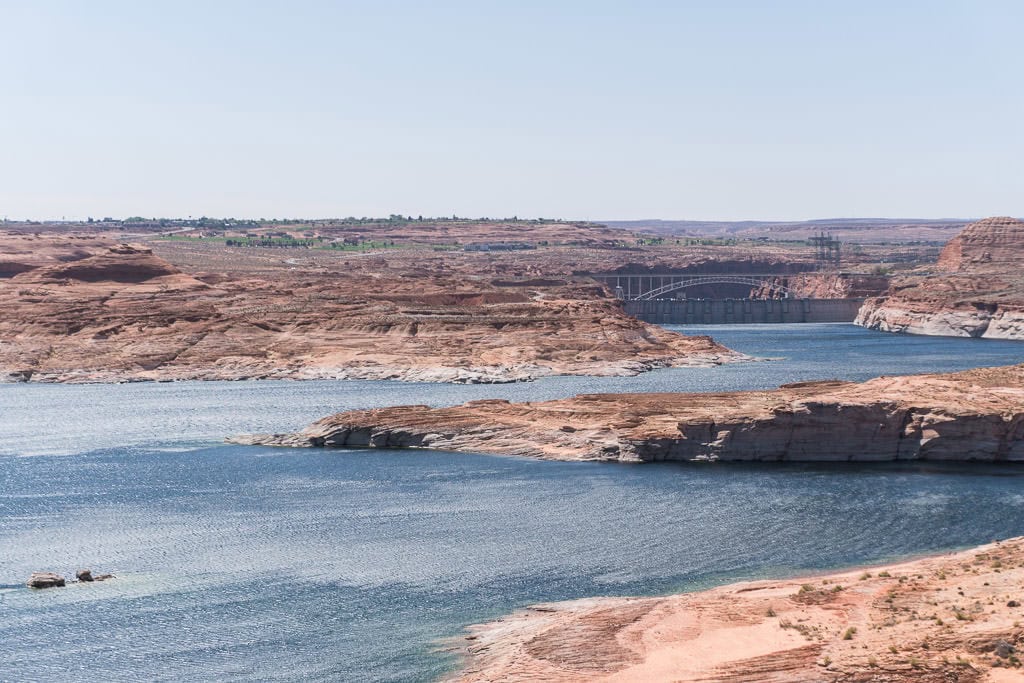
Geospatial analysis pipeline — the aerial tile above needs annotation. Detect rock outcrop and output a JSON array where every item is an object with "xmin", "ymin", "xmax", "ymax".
[
  {"xmin": 26, "ymin": 572, "xmax": 66, "ymax": 589},
  {"xmin": 857, "ymin": 217, "xmax": 1024, "ymax": 339},
  {"xmin": 449, "ymin": 537, "xmax": 1024, "ymax": 682},
  {"xmin": 936, "ymin": 216, "xmax": 1024, "ymax": 272},
  {"xmin": 0, "ymin": 235, "xmax": 743, "ymax": 383},
  {"xmin": 22, "ymin": 570, "xmax": 114, "ymax": 588},
  {"xmin": 234, "ymin": 364, "xmax": 1024, "ymax": 462}
]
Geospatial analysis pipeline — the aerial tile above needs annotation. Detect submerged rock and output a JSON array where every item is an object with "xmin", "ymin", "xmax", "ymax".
[{"xmin": 26, "ymin": 572, "xmax": 65, "ymax": 589}]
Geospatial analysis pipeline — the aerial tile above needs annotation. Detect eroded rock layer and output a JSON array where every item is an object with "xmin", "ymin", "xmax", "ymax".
[
  {"xmin": 449, "ymin": 537, "xmax": 1024, "ymax": 682},
  {"xmin": 0, "ymin": 236, "xmax": 741, "ymax": 383},
  {"xmin": 857, "ymin": 217, "xmax": 1024, "ymax": 339},
  {"xmin": 235, "ymin": 364, "xmax": 1024, "ymax": 462}
]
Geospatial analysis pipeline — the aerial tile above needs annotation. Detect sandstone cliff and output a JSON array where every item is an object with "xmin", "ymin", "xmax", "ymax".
[
  {"xmin": 0, "ymin": 237, "xmax": 741, "ymax": 383},
  {"xmin": 235, "ymin": 364, "xmax": 1024, "ymax": 462},
  {"xmin": 450, "ymin": 537, "xmax": 1024, "ymax": 682},
  {"xmin": 750, "ymin": 272, "xmax": 889, "ymax": 299},
  {"xmin": 856, "ymin": 217, "xmax": 1024, "ymax": 339},
  {"xmin": 936, "ymin": 217, "xmax": 1024, "ymax": 272}
]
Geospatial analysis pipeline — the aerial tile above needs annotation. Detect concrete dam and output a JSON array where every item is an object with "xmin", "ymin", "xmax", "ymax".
[{"xmin": 624, "ymin": 297, "xmax": 865, "ymax": 325}]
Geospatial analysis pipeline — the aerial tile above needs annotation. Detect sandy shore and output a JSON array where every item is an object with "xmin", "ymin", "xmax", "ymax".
[{"xmin": 448, "ymin": 538, "xmax": 1024, "ymax": 682}]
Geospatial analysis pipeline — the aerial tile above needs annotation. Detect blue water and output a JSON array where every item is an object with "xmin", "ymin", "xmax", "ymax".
[{"xmin": 0, "ymin": 324, "xmax": 1022, "ymax": 682}]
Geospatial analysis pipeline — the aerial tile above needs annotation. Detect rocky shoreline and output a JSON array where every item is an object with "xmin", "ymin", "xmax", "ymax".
[
  {"xmin": 856, "ymin": 217, "xmax": 1024, "ymax": 341},
  {"xmin": 1, "ymin": 353, "xmax": 740, "ymax": 385},
  {"xmin": 447, "ymin": 538, "xmax": 1024, "ymax": 682},
  {"xmin": 233, "ymin": 364, "xmax": 1024, "ymax": 462},
  {"xmin": 856, "ymin": 299, "xmax": 1024, "ymax": 340}
]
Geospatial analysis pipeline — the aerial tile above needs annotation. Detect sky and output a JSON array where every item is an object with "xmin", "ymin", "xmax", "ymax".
[{"xmin": 1, "ymin": 1, "xmax": 1021, "ymax": 221}]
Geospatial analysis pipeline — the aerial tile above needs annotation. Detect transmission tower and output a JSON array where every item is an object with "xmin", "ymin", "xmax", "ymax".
[{"xmin": 808, "ymin": 231, "xmax": 841, "ymax": 269}]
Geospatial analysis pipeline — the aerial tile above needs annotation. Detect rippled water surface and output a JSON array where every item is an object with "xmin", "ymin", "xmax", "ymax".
[{"xmin": 1, "ymin": 325, "xmax": 1022, "ymax": 681}]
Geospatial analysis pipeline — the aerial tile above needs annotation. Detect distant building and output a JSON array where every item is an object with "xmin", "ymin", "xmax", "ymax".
[{"xmin": 463, "ymin": 242, "xmax": 535, "ymax": 252}]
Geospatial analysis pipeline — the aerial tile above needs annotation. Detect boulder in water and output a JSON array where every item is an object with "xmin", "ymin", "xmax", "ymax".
[
  {"xmin": 26, "ymin": 572, "xmax": 65, "ymax": 589},
  {"xmin": 76, "ymin": 568, "xmax": 114, "ymax": 582}
]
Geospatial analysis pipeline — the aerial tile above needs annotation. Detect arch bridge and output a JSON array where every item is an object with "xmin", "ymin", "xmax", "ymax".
[{"xmin": 590, "ymin": 273, "xmax": 793, "ymax": 300}]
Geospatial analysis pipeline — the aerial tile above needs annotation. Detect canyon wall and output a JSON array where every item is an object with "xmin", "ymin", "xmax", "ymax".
[
  {"xmin": 856, "ymin": 217, "xmax": 1024, "ymax": 340},
  {"xmin": 752, "ymin": 272, "xmax": 890, "ymax": 300}
]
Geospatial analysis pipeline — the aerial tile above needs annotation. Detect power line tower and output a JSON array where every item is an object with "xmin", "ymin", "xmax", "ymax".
[{"xmin": 808, "ymin": 231, "xmax": 841, "ymax": 270}]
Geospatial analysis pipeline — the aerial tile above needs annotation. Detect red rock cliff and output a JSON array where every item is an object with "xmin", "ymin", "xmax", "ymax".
[{"xmin": 856, "ymin": 217, "xmax": 1024, "ymax": 339}]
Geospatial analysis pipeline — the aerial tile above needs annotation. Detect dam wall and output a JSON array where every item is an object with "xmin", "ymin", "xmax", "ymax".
[{"xmin": 625, "ymin": 298, "xmax": 864, "ymax": 325}]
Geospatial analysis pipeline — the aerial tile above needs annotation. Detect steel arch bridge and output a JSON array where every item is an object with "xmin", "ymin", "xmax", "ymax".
[
  {"xmin": 634, "ymin": 275, "xmax": 791, "ymax": 300},
  {"xmin": 590, "ymin": 273, "xmax": 792, "ymax": 300}
]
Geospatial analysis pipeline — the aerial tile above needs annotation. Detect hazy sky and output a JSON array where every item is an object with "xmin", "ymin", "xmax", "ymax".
[{"xmin": 2, "ymin": 1, "xmax": 1021, "ymax": 221}]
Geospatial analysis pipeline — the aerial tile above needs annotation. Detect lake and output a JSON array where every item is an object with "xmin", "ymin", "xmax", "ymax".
[{"xmin": 1, "ymin": 324, "xmax": 1022, "ymax": 681}]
